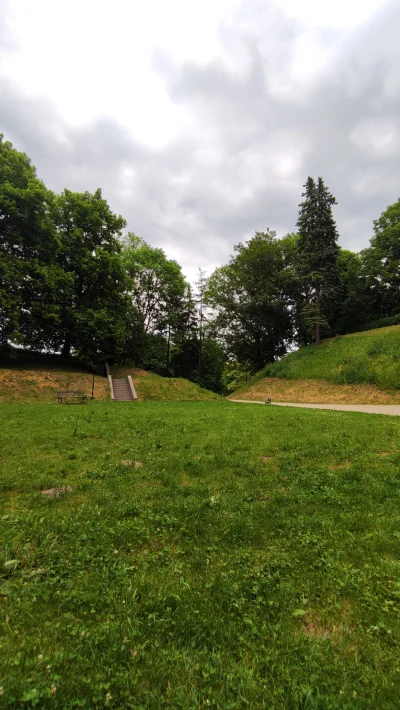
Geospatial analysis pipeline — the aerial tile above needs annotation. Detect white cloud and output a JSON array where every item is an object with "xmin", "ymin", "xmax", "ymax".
[
  {"xmin": 274, "ymin": 0, "xmax": 386, "ymax": 29},
  {"xmin": 1, "ymin": 0, "xmax": 243, "ymax": 146}
]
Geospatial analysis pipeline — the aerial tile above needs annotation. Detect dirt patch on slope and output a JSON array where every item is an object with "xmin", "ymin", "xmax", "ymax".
[
  {"xmin": 230, "ymin": 377, "xmax": 400, "ymax": 405},
  {"xmin": 0, "ymin": 369, "xmax": 110, "ymax": 403}
]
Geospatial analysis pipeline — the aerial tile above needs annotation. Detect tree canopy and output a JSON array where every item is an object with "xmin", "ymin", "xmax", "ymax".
[
  {"xmin": 0, "ymin": 134, "xmax": 57, "ymax": 346},
  {"xmin": 206, "ymin": 231, "xmax": 293, "ymax": 371}
]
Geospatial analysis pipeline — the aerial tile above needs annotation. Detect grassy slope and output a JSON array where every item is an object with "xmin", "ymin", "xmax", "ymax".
[
  {"xmin": 1, "ymin": 401, "xmax": 400, "ymax": 708},
  {"xmin": 264, "ymin": 326, "xmax": 400, "ymax": 387},
  {"xmin": 0, "ymin": 353, "xmax": 110, "ymax": 404},
  {"xmin": 230, "ymin": 377, "xmax": 400, "ymax": 404},
  {"xmin": 233, "ymin": 325, "xmax": 400, "ymax": 403},
  {"xmin": 112, "ymin": 367, "xmax": 222, "ymax": 401},
  {"xmin": 0, "ymin": 361, "xmax": 221, "ymax": 403},
  {"xmin": 0, "ymin": 369, "xmax": 110, "ymax": 403}
]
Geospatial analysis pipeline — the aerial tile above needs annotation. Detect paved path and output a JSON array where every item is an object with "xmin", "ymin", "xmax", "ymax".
[{"xmin": 229, "ymin": 400, "xmax": 400, "ymax": 416}]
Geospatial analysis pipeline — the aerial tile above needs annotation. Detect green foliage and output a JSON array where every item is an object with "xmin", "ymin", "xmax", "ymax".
[
  {"xmin": 0, "ymin": 134, "xmax": 58, "ymax": 344},
  {"xmin": 122, "ymin": 233, "xmax": 187, "ymax": 335},
  {"xmin": 0, "ymin": 342, "xmax": 17, "ymax": 362},
  {"xmin": 206, "ymin": 230, "xmax": 293, "ymax": 370},
  {"xmin": 362, "ymin": 198, "xmax": 400, "ymax": 316},
  {"xmin": 121, "ymin": 233, "xmax": 196, "ymax": 373},
  {"xmin": 222, "ymin": 361, "xmax": 253, "ymax": 393},
  {"xmin": 297, "ymin": 177, "xmax": 339, "ymax": 344},
  {"xmin": 171, "ymin": 338, "xmax": 225, "ymax": 393},
  {"xmin": 328, "ymin": 250, "xmax": 375, "ymax": 335},
  {"xmin": 358, "ymin": 313, "xmax": 400, "ymax": 332},
  {"xmin": 278, "ymin": 232, "xmax": 315, "ymax": 347},
  {"xmin": 262, "ymin": 326, "xmax": 400, "ymax": 390},
  {"xmin": 49, "ymin": 189, "xmax": 130, "ymax": 360},
  {"xmin": 196, "ymin": 338, "xmax": 225, "ymax": 393},
  {"xmin": 139, "ymin": 332, "xmax": 170, "ymax": 373},
  {"xmin": 1, "ymin": 401, "xmax": 400, "ymax": 707}
]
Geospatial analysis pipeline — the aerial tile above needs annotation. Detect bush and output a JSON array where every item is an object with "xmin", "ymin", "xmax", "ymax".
[
  {"xmin": 358, "ymin": 313, "xmax": 400, "ymax": 332},
  {"xmin": 339, "ymin": 358, "xmax": 375, "ymax": 384},
  {"xmin": 0, "ymin": 343, "xmax": 17, "ymax": 362},
  {"xmin": 222, "ymin": 361, "xmax": 252, "ymax": 393}
]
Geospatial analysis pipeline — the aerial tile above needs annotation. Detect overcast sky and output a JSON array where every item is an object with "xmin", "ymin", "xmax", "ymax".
[{"xmin": 1, "ymin": 0, "xmax": 399, "ymax": 281}]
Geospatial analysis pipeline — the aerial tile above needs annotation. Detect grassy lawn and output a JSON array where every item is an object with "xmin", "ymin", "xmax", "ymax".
[
  {"xmin": 260, "ymin": 326, "xmax": 400, "ymax": 390},
  {"xmin": 1, "ymin": 402, "xmax": 400, "ymax": 708}
]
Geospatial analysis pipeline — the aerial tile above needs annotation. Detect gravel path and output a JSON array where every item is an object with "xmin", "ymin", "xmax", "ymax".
[{"xmin": 229, "ymin": 400, "xmax": 400, "ymax": 416}]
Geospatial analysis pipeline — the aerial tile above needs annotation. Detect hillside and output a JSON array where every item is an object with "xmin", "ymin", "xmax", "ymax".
[
  {"xmin": 231, "ymin": 325, "xmax": 400, "ymax": 403},
  {"xmin": 112, "ymin": 367, "xmax": 222, "ymax": 401},
  {"xmin": 0, "ymin": 355, "xmax": 222, "ymax": 403},
  {"xmin": 0, "ymin": 353, "xmax": 108, "ymax": 403},
  {"xmin": 230, "ymin": 376, "xmax": 400, "ymax": 404},
  {"xmin": 0, "ymin": 368, "xmax": 110, "ymax": 403}
]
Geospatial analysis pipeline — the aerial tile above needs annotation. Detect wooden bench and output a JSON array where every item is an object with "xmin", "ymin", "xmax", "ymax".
[{"xmin": 57, "ymin": 390, "xmax": 87, "ymax": 404}]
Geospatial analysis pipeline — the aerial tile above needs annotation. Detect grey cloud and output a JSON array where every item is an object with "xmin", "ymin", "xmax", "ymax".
[
  {"xmin": 0, "ymin": 0, "xmax": 15, "ymax": 59},
  {"xmin": 0, "ymin": 0, "xmax": 399, "ymax": 277},
  {"xmin": 165, "ymin": 0, "xmax": 400, "ymax": 253}
]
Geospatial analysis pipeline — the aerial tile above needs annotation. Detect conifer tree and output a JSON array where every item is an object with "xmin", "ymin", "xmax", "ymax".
[{"xmin": 296, "ymin": 177, "xmax": 339, "ymax": 344}]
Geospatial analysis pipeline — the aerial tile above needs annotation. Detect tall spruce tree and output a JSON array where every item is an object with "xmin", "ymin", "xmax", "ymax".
[{"xmin": 296, "ymin": 177, "xmax": 339, "ymax": 344}]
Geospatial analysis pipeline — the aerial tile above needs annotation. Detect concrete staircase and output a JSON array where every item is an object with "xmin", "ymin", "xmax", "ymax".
[
  {"xmin": 111, "ymin": 377, "xmax": 136, "ymax": 402},
  {"xmin": 105, "ymin": 363, "xmax": 138, "ymax": 402}
]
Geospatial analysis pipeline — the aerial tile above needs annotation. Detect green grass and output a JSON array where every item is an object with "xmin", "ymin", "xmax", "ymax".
[
  {"xmin": 113, "ymin": 369, "xmax": 223, "ymax": 401},
  {"xmin": 133, "ymin": 374, "xmax": 222, "ymax": 400},
  {"xmin": 260, "ymin": 325, "xmax": 400, "ymax": 390},
  {"xmin": 1, "ymin": 401, "xmax": 400, "ymax": 708},
  {"xmin": 0, "ymin": 360, "xmax": 221, "ymax": 404}
]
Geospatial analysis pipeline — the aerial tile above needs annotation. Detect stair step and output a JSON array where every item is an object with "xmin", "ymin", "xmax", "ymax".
[{"xmin": 109, "ymin": 374, "xmax": 136, "ymax": 402}]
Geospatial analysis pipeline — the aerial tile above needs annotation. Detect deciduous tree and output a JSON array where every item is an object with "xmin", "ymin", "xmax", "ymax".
[
  {"xmin": 362, "ymin": 198, "xmax": 400, "ymax": 317},
  {"xmin": 206, "ymin": 230, "xmax": 293, "ymax": 371},
  {"xmin": 50, "ymin": 189, "xmax": 129, "ymax": 360},
  {"xmin": 0, "ymin": 134, "xmax": 57, "ymax": 346},
  {"xmin": 122, "ymin": 234, "xmax": 187, "ymax": 369}
]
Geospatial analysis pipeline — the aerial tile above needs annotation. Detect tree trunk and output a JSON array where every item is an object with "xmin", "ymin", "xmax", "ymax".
[
  {"xmin": 61, "ymin": 337, "xmax": 72, "ymax": 358},
  {"xmin": 315, "ymin": 284, "xmax": 321, "ymax": 345},
  {"xmin": 166, "ymin": 325, "xmax": 170, "ymax": 370}
]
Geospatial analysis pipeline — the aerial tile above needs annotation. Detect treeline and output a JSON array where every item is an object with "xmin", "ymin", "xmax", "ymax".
[
  {"xmin": 0, "ymin": 135, "xmax": 225, "ymax": 391},
  {"xmin": 1, "ymin": 133, "xmax": 400, "ymax": 393},
  {"xmin": 207, "ymin": 177, "xmax": 400, "ymax": 382}
]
